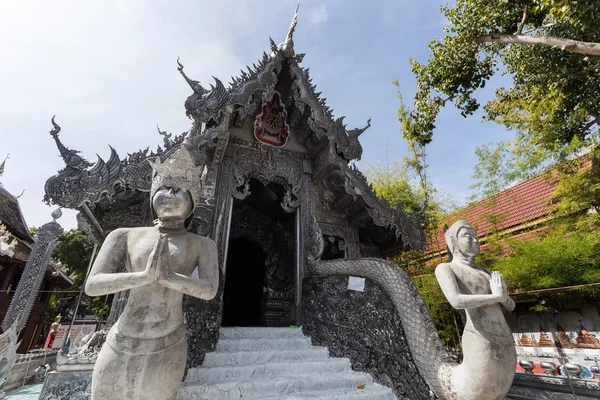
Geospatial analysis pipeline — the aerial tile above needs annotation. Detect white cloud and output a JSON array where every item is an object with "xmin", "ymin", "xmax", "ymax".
[{"xmin": 310, "ymin": 5, "xmax": 328, "ymax": 25}]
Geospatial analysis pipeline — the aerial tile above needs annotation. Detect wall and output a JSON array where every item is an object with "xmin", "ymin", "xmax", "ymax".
[
  {"xmin": 506, "ymin": 307, "xmax": 600, "ymax": 367},
  {"xmin": 3, "ymin": 352, "xmax": 57, "ymax": 391}
]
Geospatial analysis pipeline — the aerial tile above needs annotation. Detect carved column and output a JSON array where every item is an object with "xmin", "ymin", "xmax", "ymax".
[
  {"xmin": 1, "ymin": 211, "xmax": 64, "ymax": 394},
  {"xmin": 212, "ymin": 153, "xmax": 235, "ymax": 269},
  {"xmin": 183, "ymin": 150, "xmax": 233, "ymax": 370},
  {"xmin": 346, "ymin": 225, "xmax": 360, "ymax": 259},
  {"xmin": 2, "ymin": 213, "xmax": 64, "ymax": 333},
  {"xmin": 297, "ymin": 159, "xmax": 314, "ymax": 322}
]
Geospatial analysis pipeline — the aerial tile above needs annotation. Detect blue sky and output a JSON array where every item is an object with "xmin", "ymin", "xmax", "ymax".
[{"xmin": 0, "ymin": 0, "xmax": 515, "ymax": 230}]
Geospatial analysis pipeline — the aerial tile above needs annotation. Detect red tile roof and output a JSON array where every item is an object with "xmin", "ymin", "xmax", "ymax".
[{"xmin": 430, "ymin": 173, "xmax": 559, "ymax": 253}]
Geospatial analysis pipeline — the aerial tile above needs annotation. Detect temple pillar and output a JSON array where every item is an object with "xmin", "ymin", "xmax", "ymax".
[{"xmin": 297, "ymin": 159, "xmax": 314, "ymax": 323}]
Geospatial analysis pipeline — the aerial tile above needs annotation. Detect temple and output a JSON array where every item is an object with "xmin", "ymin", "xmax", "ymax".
[
  {"xmin": 44, "ymin": 23, "xmax": 424, "ymax": 325},
  {"xmin": 42, "ymin": 11, "xmax": 433, "ymax": 398}
]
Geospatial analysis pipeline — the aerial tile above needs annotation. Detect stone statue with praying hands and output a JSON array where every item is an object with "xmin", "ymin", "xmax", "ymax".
[
  {"xmin": 85, "ymin": 147, "xmax": 219, "ymax": 400},
  {"xmin": 435, "ymin": 220, "xmax": 516, "ymax": 400}
]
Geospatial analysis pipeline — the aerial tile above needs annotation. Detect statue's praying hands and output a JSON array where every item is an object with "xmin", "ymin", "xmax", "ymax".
[{"xmin": 489, "ymin": 271, "xmax": 509, "ymax": 304}]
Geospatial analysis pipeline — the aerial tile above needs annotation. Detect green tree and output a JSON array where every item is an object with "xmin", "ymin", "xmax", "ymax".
[
  {"xmin": 400, "ymin": 0, "xmax": 600, "ymax": 158},
  {"xmin": 43, "ymin": 229, "xmax": 110, "ymax": 323},
  {"xmin": 363, "ymin": 150, "xmax": 423, "ymax": 212},
  {"xmin": 364, "ymin": 152, "xmax": 462, "ymax": 350},
  {"xmin": 476, "ymin": 215, "xmax": 600, "ymax": 291}
]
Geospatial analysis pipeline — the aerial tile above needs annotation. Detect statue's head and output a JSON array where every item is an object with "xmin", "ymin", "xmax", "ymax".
[
  {"xmin": 444, "ymin": 220, "xmax": 480, "ymax": 258},
  {"xmin": 152, "ymin": 187, "xmax": 194, "ymax": 221},
  {"xmin": 150, "ymin": 147, "xmax": 205, "ymax": 224}
]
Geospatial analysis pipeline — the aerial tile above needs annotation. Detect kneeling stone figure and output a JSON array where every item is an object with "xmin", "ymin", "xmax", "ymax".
[{"xmin": 85, "ymin": 148, "xmax": 219, "ymax": 400}]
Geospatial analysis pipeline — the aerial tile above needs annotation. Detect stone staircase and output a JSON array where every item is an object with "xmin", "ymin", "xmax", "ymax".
[{"xmin": 179, "ymin": 327, "xmax": 397, "ymax": 399}]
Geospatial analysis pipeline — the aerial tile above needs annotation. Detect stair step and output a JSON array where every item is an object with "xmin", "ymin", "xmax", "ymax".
[
  {"xmin": 202, "ymin": 347, "xmax": 330, "ymax": 367},
  {"xmin": 179, "ymin": 372, "xmax": 374, "ymax": 400},
  {"xmin": 246, "ymin": 384, "xmax": 397, "ymax": 399},
  {"xmin": 219, "ymin": 327, "xmax": 304, "ymax": 339},
  {"xmin": 216, "ymin": 337, "xmax": 312, "ymax": 352},
  {"xmin": 185, "ymin": 358, "xmax": 352, "ymax": 384}
]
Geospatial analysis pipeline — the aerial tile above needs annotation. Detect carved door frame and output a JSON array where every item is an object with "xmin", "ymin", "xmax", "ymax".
[{"xmin": 215, "ymin": 142, "xmax": 305, "ymax": 324}]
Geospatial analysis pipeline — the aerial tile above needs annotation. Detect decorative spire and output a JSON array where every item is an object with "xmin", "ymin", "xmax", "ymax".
[
  {"xmin": 177, "ymin": 57, "xmax": 207, "ymax": 95},
  {"xmin": 287, "ymin": 2, "xmax": 300, "ymax": 42},
  {"xmin": 575, "ymin": 321, "xmax": 600, "ymax": 349},
  {"xmin": 517, "ymin": 329, "xmax": 537, "ymax": 347},
  {"xmin": 49, "ymin": 116, "xmax": 91, "ymax": 170},
  {"xmin": 556, "ymin": 322, "xmax": 576, "ymax": 348},
  {"xmin": 277, "ymin": 2, "xmax": 300, "ymax": 58},
  {"xmin": 348, "ymin": 118, "xmax": 372, "ymax": 138},
  {"xmin": 0, "ymin": 154, "xmax": 8, "ymax": 183},
  {"xmin": 157, "ymin": 125, "xmax": 174, "ymax": 148},
  {"xmin": 538, "ymin": 325, "xmax": 555, "ymax": 347}
]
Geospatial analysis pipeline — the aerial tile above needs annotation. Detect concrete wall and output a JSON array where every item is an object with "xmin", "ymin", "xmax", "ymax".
[
  {"xmin": 3, "ymin": 351, "xmax": 57, "ymax": 391},
  {"xmin": 508, "ymin": 373, "xmax": 600, "ymax": 399}
]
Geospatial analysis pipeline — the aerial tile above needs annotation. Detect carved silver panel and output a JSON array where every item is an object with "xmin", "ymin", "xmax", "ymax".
[
  {"xmin": 231, "ymin": 144, "xmax": 303, "ymax": 209},
  {"xmin": 2, "ymin": 218, "xmax": 64, "ymax": 333}
]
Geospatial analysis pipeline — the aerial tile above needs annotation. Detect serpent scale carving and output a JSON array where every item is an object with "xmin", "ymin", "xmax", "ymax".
[{"xmin": 312, "ymin": 258, "xmax": 457, "ymax": 400}]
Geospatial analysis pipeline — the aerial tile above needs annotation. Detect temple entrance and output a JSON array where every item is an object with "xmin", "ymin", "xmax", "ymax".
[
  {"xmin": 221, "ymin": 238, "xmax": 266, "ymax": 326},
  {"xmin": 222, "ymin": 179, "xmax": 297, "ymax": 327}
]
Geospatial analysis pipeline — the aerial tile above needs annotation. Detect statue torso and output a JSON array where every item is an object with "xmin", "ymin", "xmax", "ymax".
[
  {"xmin": 116, "ymin": 227, "xmax": 202, "ymax": 339},
  {"xmin": 449, "ymin": 263, "xmax": 513, "ymax": 339}
]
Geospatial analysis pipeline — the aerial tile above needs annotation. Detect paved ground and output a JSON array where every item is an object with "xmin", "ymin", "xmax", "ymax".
[{"xmin": 5, "ymin": 384, "xmax": 43, "ymax": 400}]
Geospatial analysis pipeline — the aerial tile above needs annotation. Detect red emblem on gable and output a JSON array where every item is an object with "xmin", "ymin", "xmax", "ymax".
[{"xmin": 254, "ymin": 92, "xmax": 290, "ymax": 148}]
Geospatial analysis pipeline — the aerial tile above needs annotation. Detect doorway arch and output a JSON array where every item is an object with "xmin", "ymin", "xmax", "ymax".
[{"xmin": 222, "ymin": 180, "xmax": 296, "ymax": 327}]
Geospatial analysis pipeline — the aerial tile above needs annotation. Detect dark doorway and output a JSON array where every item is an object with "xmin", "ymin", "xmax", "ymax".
[
  {"xmin": 321, "ymin": 235, "xmax": 346, "ymax": 261},
  {"xmin": 221, "ymin": 238, "xmax": 266, "ymax": 327},
  {"xmin": 222, "ymin": 179, "xmax": 296, "ymax": 327}
]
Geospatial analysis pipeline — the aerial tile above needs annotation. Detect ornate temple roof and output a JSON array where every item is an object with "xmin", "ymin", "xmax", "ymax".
[
  {"xmin": 0, "ymin": 185, "xmax": 71, "ymax": 285},
  {"xmin": 43, "ymin": 7, "xmax": 426, "ymax": 253},
  {"xmin": 44, "ymin": 116, "xmax": 186, "ymax": 209},
  {"xmin": 0, "ymin": 186, "xmax": 33, "ymax": 244}
]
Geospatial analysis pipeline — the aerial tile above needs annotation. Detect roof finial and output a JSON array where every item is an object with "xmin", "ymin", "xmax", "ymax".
[
  {"xmin": 0, "ymin": 153, "xmax": 9, "ymax": 182},
  {"xmin": 277, "ymin": 2, "xmax": 300, "ymax": 58},
  {"xmin": 49, "ymin": 116, "xmax": 91, "ymax": 170},
  {"xmin": 177, "ymin": 57, "xmax": 207, "ymax": 95}
]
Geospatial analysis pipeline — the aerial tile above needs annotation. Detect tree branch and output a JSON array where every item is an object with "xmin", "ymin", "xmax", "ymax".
[
  {"xmin": 575, "ymin": 112, "xmax": 600, "ymax": 137},
  {"xmin": 477, "ymin": 33, "xmax": 600, "ymax": 57},
  {"xmin": 568, "ymin": 63, "xmax": 600, "ymax": 77},
  {"xmin": 583, "ymin": 63, "xmax": 600, "ymax": 74},
  {"xmin": 581, "ymin": 118, "xmax": 598, "ymax": 133},
  {"xmin": 522, "ymin": 23, "xmax": 556, "ymax": 35},
  {"xmin": 517, "ymin": 6, "xmax": 528, "ymax": 35}
]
